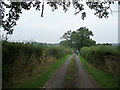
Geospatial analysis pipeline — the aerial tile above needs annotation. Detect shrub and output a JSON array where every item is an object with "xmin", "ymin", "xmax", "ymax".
[
  {"xmin": 2, "ymin": 41, "xmax": 45, "ymax": 65},
  {"xmin": 2, "ymin": 41, "xmax": 71, "ymax": 87},
  {"xmin": 46, "ymin": 46, "xmax": 70, "ymax": 59},
  {"xmin": 80, "ymin": 45, "xmax": 119, "ymax": 63},
  {"xmin": 80, "ymin": 45, "xmax": 120, "ymax": 78}
]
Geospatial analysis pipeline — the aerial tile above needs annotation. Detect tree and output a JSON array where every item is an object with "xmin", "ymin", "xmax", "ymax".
[
  {"xmin": 60, "ymin": 27, "xmax": 96, "ymax": 50},
  {"xmin": 0, "ymin": 0, "xmax": 119, "ymax": 34}
]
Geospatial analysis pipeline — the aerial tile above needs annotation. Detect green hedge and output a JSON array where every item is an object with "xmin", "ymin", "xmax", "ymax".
[
  {"xmin": 2, "ymin": 41, "xmax": 71, "ymax": 87},
  {"xmin": 2, "ymin": 41, "xmax": 71, "ymax": 66},
  {"xmin": 2, "ymin": 41, "xmax": 45, "ymax": 65},
  {"xmin": 80, "ymin": 45, "xmax": 120, "ymax": 88},
  {"xmin": 46, "ymin": 46, "xmax": 70, "ymax": 59},
  {"xmin": 80, "ymin": 45, "xmax": 120, "ymax": 78},
  {"xmin": 80, "ymin": 45, "xmax": 120, "ymax": 63}
]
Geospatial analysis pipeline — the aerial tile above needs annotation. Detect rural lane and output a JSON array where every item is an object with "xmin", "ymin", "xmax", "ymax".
[
  {"xmin": 44, "ymin": 54, "xmax": 98, "ymax": 88},
  {"xmin": 44, "ymin": 55, "xmax": 74, "ymax": 88},
  {"xmin": 74, "ymin": 55, "xmax": 98, "ymax": 88}
]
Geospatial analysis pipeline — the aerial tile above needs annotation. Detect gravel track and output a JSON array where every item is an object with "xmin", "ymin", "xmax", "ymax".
[
  {"xmin": 44, "ymin": 54, "xmax": 98, "ymax": 88},
  {"xmin": 44, "ymin": 55, "xmax": 74, "ymax": 88}
]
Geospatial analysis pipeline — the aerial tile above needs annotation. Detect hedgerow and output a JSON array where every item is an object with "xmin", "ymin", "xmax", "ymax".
[
  {"xmin": 80, "ymin": 45, "xmax": 120, "ymax": 64},
  {"xmin": 46, "ymin": 46, "xmax": 70, "ymax": 59},
  {"xmin": 2, "ymin": 41, "xmax": 44, "ymax": 65},
  {"xmin": 80, "ymin": 45, "xmax": 120, "ymax": 82},
  {"xmin": 2, "ymin": 41, "xmax": 71, "ymax": 87}
]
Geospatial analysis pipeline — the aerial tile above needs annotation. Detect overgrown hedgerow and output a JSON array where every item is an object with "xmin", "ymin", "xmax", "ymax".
[
  {"xmin": 2, "ymin": 41, "xmax": 71, "ymax": 88},
  {"xmin": 80, "ymin": 45, "xmax": 120, "ymax": 63},
  {"xmin": 46, "ymin": 46, "xmax": 70, "ymax": 59},
  {"xmin": 80, "ymin": 45, "xmax": 120, "ymax": 79}
]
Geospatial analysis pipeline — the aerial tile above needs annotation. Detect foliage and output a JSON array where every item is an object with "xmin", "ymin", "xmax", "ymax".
[
  {"xmin": 46, "ymin": 46, "xmax": 71, "ymax": 59},
  {"xmin": 1, "ymin": 1, "xmax": 119, "ymax": 34},
  {"xmin": 60, "ymin": 27, "xmax": 96, "ymax": 50},
  {"xmin": 80, "ymin": 56, "xmax": 118, "ymax": 88},
  {"xmin": 80, "ymin": 45, "xmax": 120, "ymax": 63},
  {"xmin": 2, "ymin": 41, "xmax": 71, "ymax": 88},
  {"xmin": 18, "ymin": 55, "xmax": 70, "ymax": 88},
  {"xmin": 80, "ymin": 45, "xmax": 120, "ymax": 86},
  {"xmin": 2, "ymin": 41, "xmax": 44, "ymax": 65}
]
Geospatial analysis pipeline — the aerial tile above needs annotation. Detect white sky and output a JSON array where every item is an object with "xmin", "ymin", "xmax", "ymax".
[{"xmin": 6, "ymin": 2, "xmax": 118, "ymax": 43}]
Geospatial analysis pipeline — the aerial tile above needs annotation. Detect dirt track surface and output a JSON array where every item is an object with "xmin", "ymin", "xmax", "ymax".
[
  {"xmin": 44, "ymin": 54, "xmax": 98, "ymax": 88},
  {"xmin": 74, "ymin": 55, "xmax": 98, "ymax": 88},
  {"xmin": 44, "ymin": 55, "xmax": 73, "ymax": 88}
]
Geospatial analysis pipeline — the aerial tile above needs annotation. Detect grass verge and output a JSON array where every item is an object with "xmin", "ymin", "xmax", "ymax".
[
  {"xmin": 79, "ymin": 55, "xmax": 118, "ymax": 88},
  {"xmin": 17, "ymin": 55, "xmax": 70, "ymax": 88}
]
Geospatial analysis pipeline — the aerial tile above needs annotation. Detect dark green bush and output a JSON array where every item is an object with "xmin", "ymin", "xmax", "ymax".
[
  {"xmin": 2, "ymin": 41, "xmax": 45, "ymax": 65},
  {"xmin": 80, "ymin": 45, "xmax": 120, "ymax": 86},
  {"xmin": 46, "ymin": 46, "xmax": 70, "ymax": 59},
  {"xmin": 2, "ymin": 41, "xmax": 71, "ymax": 87},
  {"xmin": 2, "ymin": 41, "xmax": 71, "ymax": 66},
  {"xmin": 80, "ymin": 45, "xmax": 120, "ymax": 63}
]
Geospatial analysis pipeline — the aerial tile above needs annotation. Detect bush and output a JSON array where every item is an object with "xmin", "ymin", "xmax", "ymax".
[
  {"xmin": 46, "ymin": 46, "xmax": 70, "ymax": 59},
  {"xmin": 80, "ymin": 45, "xmax": 120, "ymax": 78},
  {"xmin": 80, "ymin": 45, "xmax": 120, "ymax": 63},
  {"xmin": 2, "ymin": 41, "xmax": 71, "ymax": 87},
  {"xmin": 2, "ymin": 41, "xmax": 45, "ymax": 65}
]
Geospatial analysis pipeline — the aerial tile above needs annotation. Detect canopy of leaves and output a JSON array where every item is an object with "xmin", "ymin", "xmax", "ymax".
[
  {"xmin": 0, "ymin": 0, "xmax": 119, "ymax": 34},
  {"xmin": 60, "ymin": 27, "xmax": 96, "ymax": 50}
]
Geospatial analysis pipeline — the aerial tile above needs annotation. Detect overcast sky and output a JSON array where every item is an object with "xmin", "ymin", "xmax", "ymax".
[{"xmin": 5, "ymin": 1, "xmax": 118, "ymax": 43}]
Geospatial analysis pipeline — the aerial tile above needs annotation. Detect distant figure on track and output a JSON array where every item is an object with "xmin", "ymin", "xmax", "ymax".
[
  {"xmin": 76, "ymin": 50, "xmax": 79, "ymax": 55},
  {"xmin": 72, "ymin": 51, "xmax": 74, "ymax": 54}
]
